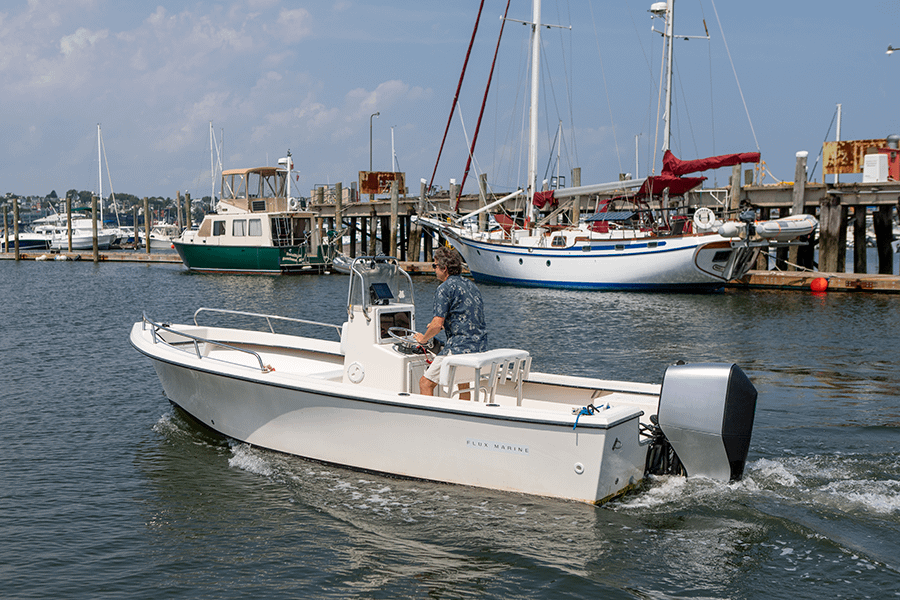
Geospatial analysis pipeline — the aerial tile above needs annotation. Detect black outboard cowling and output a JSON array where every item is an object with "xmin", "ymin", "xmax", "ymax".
[{"xmin": 655, "ymin": 363, "xmax": 757, "ymax": 481}]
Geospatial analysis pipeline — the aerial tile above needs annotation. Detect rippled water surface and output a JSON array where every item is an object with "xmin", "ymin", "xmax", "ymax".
[{"xmin": 1, "ymin": 259, "xmax": 898, "ymax": 599}]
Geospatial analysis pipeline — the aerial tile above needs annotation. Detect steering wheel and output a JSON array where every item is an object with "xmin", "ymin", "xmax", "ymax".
[{"xmin": 387, "ymin": 327, "xmax": 420, "ymax": 348}]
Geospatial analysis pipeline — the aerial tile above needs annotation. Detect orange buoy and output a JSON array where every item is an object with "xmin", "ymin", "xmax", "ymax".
[{"xmin": 810, "ymin": 277, "xmax": 829, "ymax": 292}]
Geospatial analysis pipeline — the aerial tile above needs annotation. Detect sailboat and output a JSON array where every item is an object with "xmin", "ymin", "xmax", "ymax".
[
  {"xmin": 417, "ymin": 0, "xmax": 814, "ymax": 291},
  {"xmin": 36, "ymin": 125, "xmax": 122, "ymax": 250}
]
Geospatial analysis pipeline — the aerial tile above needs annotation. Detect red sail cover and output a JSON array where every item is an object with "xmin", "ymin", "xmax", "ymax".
[
  {"xmin": 662, "ymin": 149, "xmax": 761, "ymax": 176},
  {"xmin": 532, "ymin": 190, "xmax": 557, "ymax": 209},
  {"xmin": 638, "ymin": 150, "xmax": 761, "ymax": 197}
]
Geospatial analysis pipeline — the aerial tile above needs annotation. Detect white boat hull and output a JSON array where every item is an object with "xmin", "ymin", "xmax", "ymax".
[
  {"xmin": 133, "ymin": 323, "xmax": 648, "ymax": 503},
  {"xmin": 422, "ymin": 219, "xmax": 749, "ymax": 291},
  {"xmin": 50, "ymin": 232, "xmax": 116, "ymax": 250}
]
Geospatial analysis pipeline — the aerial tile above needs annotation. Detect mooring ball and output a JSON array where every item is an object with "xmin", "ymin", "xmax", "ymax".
[{"xmin": 810, "ymin": 277, "xmax": 828, "ymax": 292}]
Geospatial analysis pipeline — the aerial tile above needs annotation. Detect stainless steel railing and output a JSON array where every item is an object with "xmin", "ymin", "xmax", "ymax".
[
  {"xmin": 191, "ymin": 307, "xmax": 342, "ymax": 339},
  {"xmin": 142, "ymin": 312, "xmax": 272, "ymax": 373}
]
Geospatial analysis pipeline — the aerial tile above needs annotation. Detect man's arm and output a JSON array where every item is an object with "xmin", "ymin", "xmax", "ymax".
[{"xmin": 416, "ymin": 316, "xmax": 444, "ymax": 344}]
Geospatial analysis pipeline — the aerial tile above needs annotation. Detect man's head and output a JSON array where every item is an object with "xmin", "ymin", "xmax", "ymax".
[{"xmin": 433, "ymin": 246, "xmax": 463, "ymax": 278}]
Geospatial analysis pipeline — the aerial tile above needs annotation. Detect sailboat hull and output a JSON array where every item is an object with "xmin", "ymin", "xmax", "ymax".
[{"xmin": 435, "ymin": 225, "xmax": 744, "ymax": 291}]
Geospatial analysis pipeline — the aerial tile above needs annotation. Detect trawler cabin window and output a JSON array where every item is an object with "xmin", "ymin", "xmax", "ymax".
[
  {"xmin": 233, "ymin": 220, "xmax": 247, "ymax": 237},
  {"xmin": 213, "ymin": 221, "xmax": 226, "ymax": 236},
  {"xmin": 248, "ymin": 219, "xmax": 262, "ymax": 236}
]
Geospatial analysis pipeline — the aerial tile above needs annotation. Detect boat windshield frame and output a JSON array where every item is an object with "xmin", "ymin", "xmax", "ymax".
[{"xmin": 346, "ymin": 256, "xmax": 414, "ymax": 318}]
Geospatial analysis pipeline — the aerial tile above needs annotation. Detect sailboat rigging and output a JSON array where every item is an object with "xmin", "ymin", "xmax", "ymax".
[{"xmin": 416, "ymin": 0, "xmax": 814, "ymax": 291}]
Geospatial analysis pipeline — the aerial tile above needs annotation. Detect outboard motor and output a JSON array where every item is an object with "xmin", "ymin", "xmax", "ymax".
[{"xmin": 652, "ymin": 363, "xmax": 757, "ymax": 481}]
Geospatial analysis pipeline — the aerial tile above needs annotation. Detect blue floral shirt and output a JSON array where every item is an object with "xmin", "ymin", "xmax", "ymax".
[{"xmin": 433, "ymin": 275, "xmax": 487, "ymax": 355}]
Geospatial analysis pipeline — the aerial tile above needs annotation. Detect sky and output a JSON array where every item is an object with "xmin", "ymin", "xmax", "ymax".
[{"xmin": 3, "ymin": 0, "xmax": 900, "ymax": 202}]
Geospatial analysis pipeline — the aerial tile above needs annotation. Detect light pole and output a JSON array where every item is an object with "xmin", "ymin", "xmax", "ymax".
[{"xmin": 369, "ymin": 112, "xmax": 380, "ymax": 172}]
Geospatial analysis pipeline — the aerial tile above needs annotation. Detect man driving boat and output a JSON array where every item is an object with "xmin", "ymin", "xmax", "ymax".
[{"xmin": 415, "ymin": 246, "xmax": 487, "ymax": 396}]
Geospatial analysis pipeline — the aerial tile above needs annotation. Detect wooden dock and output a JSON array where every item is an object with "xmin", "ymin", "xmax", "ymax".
[
  {"xmin": 728, "ymin": 270, "xmax": 900, "ymax": 293},
  {"xmin": 0, "ymin": 250, "xmax": 182, "ymax": 264}
]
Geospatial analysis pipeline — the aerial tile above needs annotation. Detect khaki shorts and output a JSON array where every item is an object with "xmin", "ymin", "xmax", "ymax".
[{"xmin": 423, "ymin": 352, "xmax": 448, "ymax": 383}]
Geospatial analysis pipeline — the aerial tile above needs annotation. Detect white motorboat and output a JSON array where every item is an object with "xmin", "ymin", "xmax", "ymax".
[
  {"xmin": 130, "ymin": 256, "xmax": 758, "ymax": 504},
  {"xmin": 138, "ymin": 222, "xmax": 182, "ymax": 251},
  {"xmin": 32, "ymin": 213, "xmax": 118, "ymax": 250},
  {"xmin": 1, "ymin": 223, "xmax": 51, "ymax": 251}
]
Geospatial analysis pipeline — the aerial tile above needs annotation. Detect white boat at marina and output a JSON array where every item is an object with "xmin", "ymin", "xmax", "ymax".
[
  {"xmin": 32, "ymin": 213, "xmax": 118, "ymax": 250},
  {"xmin": 138, "ymin": 222, "xmax": 182, "ymax": 251},
  {"xmin": 1, "ymin": 223, "xmax": 51, "ymax": 251},
  {"xmin": 131, "ymin": 256, "xmax": 758, "ymax": 504}
]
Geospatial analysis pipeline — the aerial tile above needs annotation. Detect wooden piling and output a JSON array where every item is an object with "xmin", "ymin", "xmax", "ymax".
[
  {"xmin": 335, "ymin": 182, "xmax": 343, "ymax": 254},
  {"xmin": 143, "ymin": 197, "xmax": 151, "ymax": 255},
  {"xmin": 66, "ymin": 196, "xmax": 72, "ymax": 252},
  {"xmin": 133, "ymin": 205, "xmax": 139, "ymax": 251},
  {"xmin": 873, "ymin": 205, "xmax": 894, "ymax": 274},
  {"xmin": 12, "ymin": 197, "xmax": 20, "ymax": 260},
  {"xmin": 176, "ymin": 191, "xmax": 183, "ymax": 230},
  {"xmin": 819, "ymin": 193, "xmax": 846, "ymax": 273},
  {"xmin": 368, "ymin": 206, "xmax": 377, "ymax": 256},
  {"xmin": 729, "ymin": 164, "xmax": 741, "ymax": 212},
  {"xmin": 185, "ymin": 192, "xmax": 192, "ymax": 231},
  {"xmin": 570, "ymin": 167, "xmax": 582, "ymax": 224},
  {"xmin": 390, "ymin": 180, "xmax": 399, "ymax": 258},
  {"xmin": 91, "ymin": 194, "xmax": 99, "ymax": 262},
  {"xmin": 2, "ymin": 206, "xmax": 8, "ymax": 253},
  {"xmin": 852, "ymin": 207, "xmax": 867, "ymax": 274},
  {"xmin": 788, "ymin": 151, "xmax": 807, "ymax": 270}
]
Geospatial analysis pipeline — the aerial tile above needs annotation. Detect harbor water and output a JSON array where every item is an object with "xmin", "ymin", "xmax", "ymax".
[{"xmin": 1, "ymin": 259, "xmax": 898, "ymax": 599}]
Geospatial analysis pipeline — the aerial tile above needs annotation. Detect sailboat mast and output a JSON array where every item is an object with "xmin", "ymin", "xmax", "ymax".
[
  {"xmin": 210, "ymin": 122, "xmax": 215, "ymax": 210},
  {"xmin": 526, "ymin": 0, "xmax": 541, "ymax": 221},
  {"xmin": 97, "ymin": 123, "xmax": 104, "ymax": 224},
  {"xmin": 662, "ymin": 0, "xmax": 675, "ymax": 153}
]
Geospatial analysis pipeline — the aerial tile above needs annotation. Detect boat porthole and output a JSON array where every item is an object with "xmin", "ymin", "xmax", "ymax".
[
  {"xmin": 495, "ymin": 255, "xmax": 500, "ymax": 261},
  {"xmin": 546, "ymin": 260, "xmax": 551, "ymax": 267},
  {"xmin": 476, "ymin": 250, "xmax": 481, "ymax": 256},
  {"xmin": 518, "ymin": 258, "xmax": 523, "ymax": 265},
  {"xmin": 574, "ymin": 462, "xmax": 584, "ymax": 475},
  {"xmin": 211, "ymin": 419, "xmax": 215, "ymax": 425}
]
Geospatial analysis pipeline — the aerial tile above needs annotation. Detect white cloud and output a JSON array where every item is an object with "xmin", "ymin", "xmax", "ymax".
[
  {"xmin": 271, "ymin": 7, "xmax": 312, "ymax": 44},
  {"xmin": 59, "ymin": 27, "xmax": 107, "ymax": 56}
]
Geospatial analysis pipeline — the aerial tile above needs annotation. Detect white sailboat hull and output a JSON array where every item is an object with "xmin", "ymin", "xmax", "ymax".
[{"xmin": 423, "ymin": 219, "xmax": 747, "ymax": 291}]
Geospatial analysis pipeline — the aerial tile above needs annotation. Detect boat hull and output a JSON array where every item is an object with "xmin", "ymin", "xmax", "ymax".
[
  {"xmin": 49, "ymin": 233, "xmax": 115, "ymax": 251},
  {"xmin": 1, "ymin": 234, "xmax": 50, "ymax": 251},
  {"xmin": 173, "ymin": 241, "xmax": 331, "ymax": 274},
  {"xmin": 438, "ymin": 227, "xmax": 741, "ymax": 291},
  {"xmin": 131, "ymin": 322, "xmax": 647, "ymax": 504}
]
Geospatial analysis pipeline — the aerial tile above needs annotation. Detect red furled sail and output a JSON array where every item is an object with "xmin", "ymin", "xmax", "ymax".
[{"xmin": 638, "ymin": 150, "xmax": 761, "ymax": 198}]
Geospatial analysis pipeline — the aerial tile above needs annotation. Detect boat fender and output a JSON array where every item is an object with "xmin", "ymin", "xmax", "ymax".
[
  {"xmin": 717, "ymin": 221, "xmax": 745, "ymax": 238},
  {"xmin": 692, "ymin": 207, "xmax": 716, "ymax": 231},
  {"xmin": 289, "ymin": 198, "xmax": 299, "ymax": 211}
]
